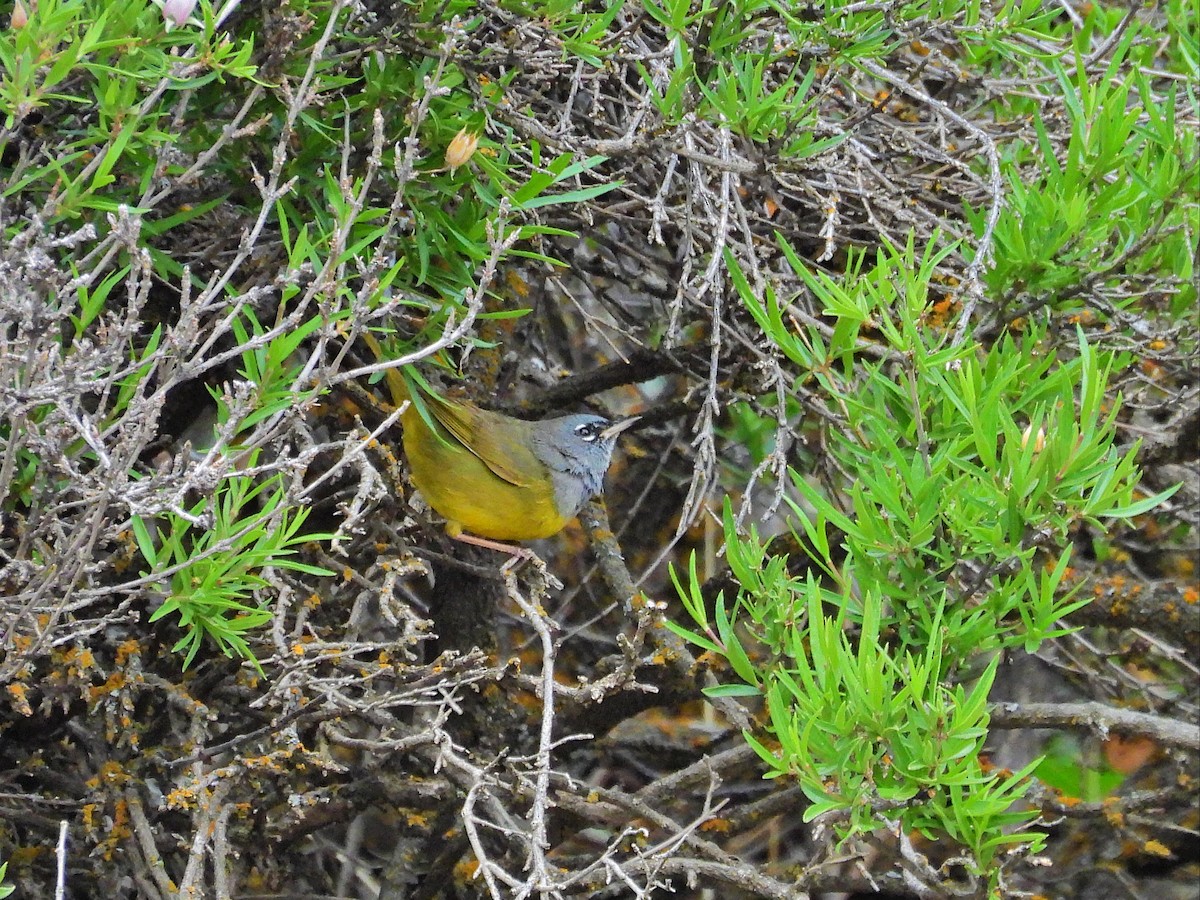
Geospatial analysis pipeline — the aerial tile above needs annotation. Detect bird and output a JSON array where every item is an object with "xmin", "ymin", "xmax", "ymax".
[{"xmin": 361, "ymin": 333, "xmax": 637, "ymax": 554}]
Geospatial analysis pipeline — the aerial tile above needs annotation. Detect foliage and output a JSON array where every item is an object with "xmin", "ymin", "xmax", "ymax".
[
  {"xmin": 1, "ymin": 0, "xmax": 1194, "ymax": 896},
  {"xmin": 1033, "ymin": 735, "xmax": 1127, "ymax": 802},
  {"xmin": 131, "ymin": 460, "xmax": 333, "ymax": 674},
  {"xmin": 1, "ymin": 0, "xmax": 616, "ymax": 673},
  {"xmin": 671, "ymin": 236, "xmax": 1178, "ymax": 882},
  {"xmin": 637, "ymin": 0, "xmax": 1073, "ymax": 161},
  {"xmin": 970, "ymin": 23, "xmax": 1199, "ymax": 317},
  {"xmin": 0, "ymin": 0, "xmax": 259, "ymax": 220},
  {"xmin": 0, "ymin": 0, "xmax": 616, "ymax": 360}
]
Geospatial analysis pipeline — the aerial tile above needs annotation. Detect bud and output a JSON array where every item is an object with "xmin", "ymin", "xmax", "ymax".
[
  {"xmin": 1020, "ymin": 424, "xmax": 1046, "ymax": 454},
  {"xmin": 11, "ymin": 1, "xmax": 28, "ymax": 29},
  {"xmin": 444, "ymin": 128, "xmax": 480, "ymax": 173}
]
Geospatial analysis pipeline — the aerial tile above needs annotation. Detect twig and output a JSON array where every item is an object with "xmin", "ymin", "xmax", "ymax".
[{"xmin": 991, "ymin": 700, "xmax": 1200, "ymax": 749}]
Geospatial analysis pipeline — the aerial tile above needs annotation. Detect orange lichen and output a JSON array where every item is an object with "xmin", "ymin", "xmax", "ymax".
[
  {"xmin": 100, "ymin": 798, "xmax": 133, "ymax": 861},
  {"xmin": 454, "ymin": 859, "xmax": 481, "ymax": 883},
  {"xmin": 8, "ymin": 846, "xmax": 40, "ymax": 865},
  {"xmin": 115, "ymin": 639, "xmax": 143, "ymax": 665},
  {"xmin": 89, "ymin": 672, "xmax": 127, "ymax": 702},
  {"xmin": 9, "ymin": 633, "xmax": 33, "ymax": 652},
  {"xmin": 165, "ymin": 786, "xmax": 198, "ymax": 809},
  {"xmin": 924, "ymin": 296, "xmax": 961, "ymax": 329},
  {"xmin": 95, "ymin": 761, "xmax": 130, "ymax": 786},
  {"xmin": 5, "ymin": 682, "xmax": 32, "ymax": 716},
  {"xmin": 1103, "ymin": 796, "xmax": 1125, "ymax": 827},
  {"xmin": 1142, "ymin": 839, "xmax": 1172, "ymax": 858},
  {"xmin": 505, "ymin": 269, "xmax": 531, "ymax": 298}
]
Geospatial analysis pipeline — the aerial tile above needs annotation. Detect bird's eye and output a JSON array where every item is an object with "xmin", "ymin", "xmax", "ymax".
[{"xmin": 575, "ymin": 420, "xmax": 608, "ymax": 442}]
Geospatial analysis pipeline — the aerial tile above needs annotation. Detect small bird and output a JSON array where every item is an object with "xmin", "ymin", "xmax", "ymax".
[{"xmin": 362, "ymin": 334, "xmax": 637, "ymax": 554}]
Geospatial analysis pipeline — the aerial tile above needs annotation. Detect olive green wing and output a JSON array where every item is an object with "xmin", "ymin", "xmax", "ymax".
[{"xmin": 425, "ymin": 395, "xmax": 538, "ymax": 488}]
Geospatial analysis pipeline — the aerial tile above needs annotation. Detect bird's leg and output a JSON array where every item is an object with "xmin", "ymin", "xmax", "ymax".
[
  {"xmin": 450, "ymin": 533, "xmax": 562, "ymax": 589},
  {"xmin": 451, "ymin": 532, "xmax": 542, "ymax": 579},
  {"xmin": 450, "ymin": 531, "xmax": 534, "ymax": 560}
]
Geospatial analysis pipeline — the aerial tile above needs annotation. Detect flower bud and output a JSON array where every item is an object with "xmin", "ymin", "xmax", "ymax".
[
  {"xmin": 11, "ymin": 1, "xmax": 28, "ymax": 29},
  {"xmin": 444, "ymin": 128, "xmax": 480, "ymax": 173},
  {"xmin": 1020, "ymin": 424, "xmax": 1046, "ymax": 454}
]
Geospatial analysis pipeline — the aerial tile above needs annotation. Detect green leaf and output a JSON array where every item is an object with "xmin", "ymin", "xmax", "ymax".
[
  {"xmin": 1101, "ymin": 482, "xmax": 1180, "ymax": 518},
  {"xmin": 704, "ymin": 683, "xmax": 761, "ymax": 698}
]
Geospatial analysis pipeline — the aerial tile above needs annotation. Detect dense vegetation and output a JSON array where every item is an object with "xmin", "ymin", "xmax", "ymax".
[{"xmin": 1, "ymin": 1, "xmax": 1196, "ymax": 897}]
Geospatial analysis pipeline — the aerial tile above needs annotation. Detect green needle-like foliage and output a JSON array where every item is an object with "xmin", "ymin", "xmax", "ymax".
[{"xmin": 671, "ymin": 236, "xmax": 1179, "ymax": 885}]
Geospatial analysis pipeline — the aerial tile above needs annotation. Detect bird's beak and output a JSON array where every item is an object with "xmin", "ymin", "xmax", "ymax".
[{"xmin": 601, "ymin": 416, "xmax": 640, "ymax": 440}]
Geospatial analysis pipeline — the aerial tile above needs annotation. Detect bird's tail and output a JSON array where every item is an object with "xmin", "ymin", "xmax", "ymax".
[{"xmin": 360, "ymin": 331, "xmax": 412, "ymax": 410}]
